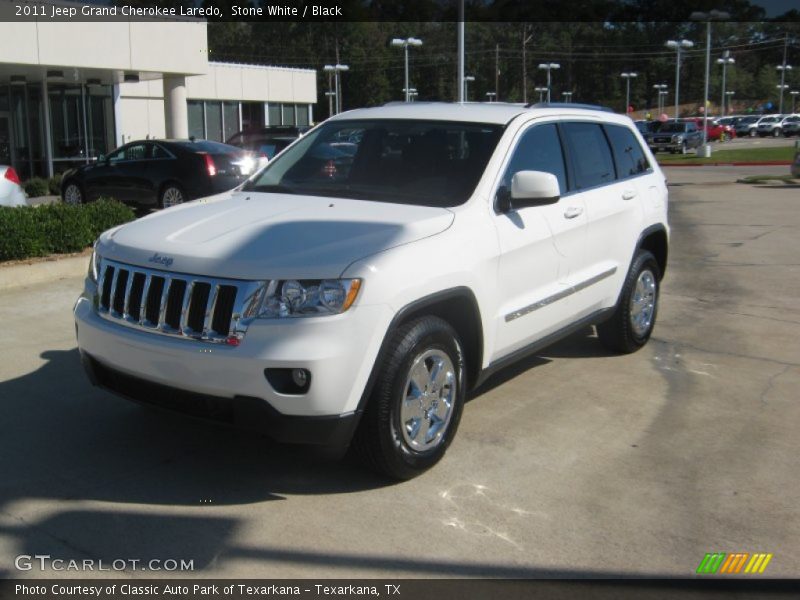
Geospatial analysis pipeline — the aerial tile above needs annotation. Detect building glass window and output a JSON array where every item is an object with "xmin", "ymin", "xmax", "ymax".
[
  {"xmin": 223, "ymin": 101, "xmax": 239, "ymax": 142},
  {"xmin": 242, "ymin": 101, "xmax": 265, "ymax": 131},
  {"xmin": 281, "ymin": 103, "xmax": 295, "ymax": 126},
  {"xmin": 188, "ymin": 100, "xmax": 204, "ymax": 140},
  {"xmin": 205, "ymin": 101, "xmax": 223, "ymax": 142},
  {"xmin": 267, "ymin": 103, "xmax": 281, "ymax": 127},
  {"xmin": 296, "ymin": 104, "xmax": 309, "ymax": 126},
  {"xmin": 86, "ymin": 84, "xmax": 114, "ymax": 158}
]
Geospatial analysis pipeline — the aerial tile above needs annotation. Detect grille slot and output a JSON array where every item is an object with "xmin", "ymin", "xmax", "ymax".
[
  {"xmin": 165, "ymin": 279, "xmax": 186, "ymax": 330},
  {"xmin": 94, "ymin": 258, "xmax": 263, "ymax": 344},
  {"xmin": 187, "ymin": 282, "xmax": 211, "ymax": 332},
  {"xmin": 112, "ymin": 269, "xmax": 129, "ymax": 314},
  {"xmin": 127, "ymin": 273, "xmax": 146, "ymax": 321},
  {"xmin": 212, "ymin": 286, "xmax": 238, "ymax": 334},
  {"xmin": 145, "ymin": 276, "xmax": 165, "ymax": 325},
  {"xmin": 100, "ymin": 266, "xmax": 115, "ymax": 309}
]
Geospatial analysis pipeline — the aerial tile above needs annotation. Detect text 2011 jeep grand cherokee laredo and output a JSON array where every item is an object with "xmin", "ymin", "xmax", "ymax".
[{"xmin": 75, "ymin": 103, "xmax": 669, "ymax": 479}]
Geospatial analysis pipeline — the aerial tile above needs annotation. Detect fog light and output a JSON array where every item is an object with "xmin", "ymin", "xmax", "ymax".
[
  {"xmin": 291, "ymin": 368, "xmax": 309, "ymax": 388},
  {"xmin": 264, "ymin": 368, "xmax": 312, "ymax": 395}
]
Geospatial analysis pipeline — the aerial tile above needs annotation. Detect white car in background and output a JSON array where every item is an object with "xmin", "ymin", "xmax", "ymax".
[{"xmin": 0, "ymin": 166, "xmax": 27, "ymax": 207}]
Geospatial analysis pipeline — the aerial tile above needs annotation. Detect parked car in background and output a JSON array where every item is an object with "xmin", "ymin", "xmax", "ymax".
[
  {"xmin": 733, "ymin": 115, "xmax": 761, "ymax": 137},
  {"xmin": 782, "ymin": 115, "xmax": 800, "ymax": 136},
  {"xmin": 61, "ymin": 139, "xmax": 255, "ymax": 209},
  {"xmin": 717, "ymin": 116, "xmax": 742, "ymax": 128},
  {"xmin": 226, "ymin": 126, "xmax": 310, "ymax": 170},
  {"xmin": 756, "ymin": 115, "xmax": 787, "ymax": 137},
  {"xmin": 685, "ymin": 117, "xmax": 736, "ymax": 142},
  {"xmin": 0, "ymin": 165, "xmax": 27, "ymax": 207},
  {"xmin": 648, "ymin": 121, "xmax": 702, "ymax": 154}
]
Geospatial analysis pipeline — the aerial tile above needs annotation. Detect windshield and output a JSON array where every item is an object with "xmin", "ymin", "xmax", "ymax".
[
  {"xmin": 658, "ymin": 123, "xmax": 686, "ymax": 133},
  {"xmin": 738, "ymin": 117, "xmax": 757, "ymax": 124},
  {"xmin": 243, "ymin": 119, "xmax": 504, "ymax": 207}
]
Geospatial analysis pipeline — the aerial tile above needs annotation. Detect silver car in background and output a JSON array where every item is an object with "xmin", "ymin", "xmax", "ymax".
[{"xmin": 0, "ymin": 166, "xmax": 27, "ymax": 207}]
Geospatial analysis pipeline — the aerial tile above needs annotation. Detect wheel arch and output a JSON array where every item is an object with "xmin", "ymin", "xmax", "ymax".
[
  {"xmin": 356, "ymin": 287, "xmax": 485, "ymax": 414},
  {"xmin": 637, "ymin": 224, "xmax": 668, "ymax": 280}
]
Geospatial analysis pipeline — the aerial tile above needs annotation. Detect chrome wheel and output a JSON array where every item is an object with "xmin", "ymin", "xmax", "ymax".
[
  {"xmin": 630, "ymin": 269, "xmax": 657, "ymax": 337},
  {"xmin": 400, "ymin": 349, "xmax": 456, "ymax": 452},
  {"xmin": 161, "ymin": 186, "xmax": 183, "ymax": 208},
  {"xmin": 64, "ymin": 183, "xmax": 82, "ymax": 205}
]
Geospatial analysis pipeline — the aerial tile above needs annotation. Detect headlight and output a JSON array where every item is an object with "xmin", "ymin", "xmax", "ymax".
[
  {"xmin": 88, "ymin": 242, "xmax": 100, "ymax": 283},
  {"xmin": 672, "ymin": 135, "xmax": 684, "ymax": 142},
  {"xmin": 257, "ymin": 279, "xmax": 361, "ymax": 318}
]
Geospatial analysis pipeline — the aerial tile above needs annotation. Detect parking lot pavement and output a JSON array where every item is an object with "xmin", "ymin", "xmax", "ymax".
[
  {"xmin": 0, "ymin": 166, "xmax": 798, "ymax": 579},
  {"xmin": 715, "ymin": 135, "xmax": 798, "ymax": 151}
]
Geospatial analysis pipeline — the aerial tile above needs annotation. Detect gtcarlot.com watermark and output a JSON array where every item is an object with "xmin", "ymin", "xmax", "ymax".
[{"xmin": 15, "ymin": 554, "xmax": 194, "ymax": 572}]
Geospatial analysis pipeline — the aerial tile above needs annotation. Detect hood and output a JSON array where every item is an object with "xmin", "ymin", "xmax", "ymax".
[{"xmin": 98, "ymin": 191, "xmax": 455, "ymax": 280}]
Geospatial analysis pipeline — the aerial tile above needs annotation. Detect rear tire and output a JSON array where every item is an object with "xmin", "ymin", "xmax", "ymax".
[
  {"xmin": 597, "ymin": 250, "xmax": 661, "ymax": 354},
  {"xmin": 353, "ymin": 316, "xmax": 465, "ymax": 480},
  {"xmin": 159, "ymin": 184, "xmax": 185, "ymax": 209}
]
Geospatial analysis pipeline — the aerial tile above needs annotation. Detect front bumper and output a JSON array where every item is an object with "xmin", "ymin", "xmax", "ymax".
[{"xmin": 74, "ymin": 285, "xmax": 393, "ymax": 445}]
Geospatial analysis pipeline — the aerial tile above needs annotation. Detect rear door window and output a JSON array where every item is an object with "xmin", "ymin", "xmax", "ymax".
[
  {"xmin": 560, "ymin": 122, "xmax": 616, "ymax": 189},
  {"xmin": 604, "ymin": 124, "xmax": 651, "ymax": 178}
]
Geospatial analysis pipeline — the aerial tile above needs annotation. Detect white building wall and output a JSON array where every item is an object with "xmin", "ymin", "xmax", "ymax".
[
  {"xmin": 0, "ymin": 21, "xmax": 208, "ymax": 75},
  {"xmin": 115, "ymin": 64, "xmax": 317, "ymax": 143}
]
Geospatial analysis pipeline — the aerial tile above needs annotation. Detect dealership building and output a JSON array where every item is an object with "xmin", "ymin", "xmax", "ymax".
[{"xmin": 0, "ymin": 18, "xmax": 317, "ymax": 179}]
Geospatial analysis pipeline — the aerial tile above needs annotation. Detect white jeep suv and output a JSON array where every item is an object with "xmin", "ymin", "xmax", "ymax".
[{"xmin": 74, "ymin": 103, "xmax": 669, "ymax": 479}]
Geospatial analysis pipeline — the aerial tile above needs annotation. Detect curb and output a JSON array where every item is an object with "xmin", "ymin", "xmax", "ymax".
[
  {"xmin": 660, "ymin": 161, "xmax": 793, "ymax": 167},
  {"xmin": 0, "ymin": 253, "xmax": 89, "ymax": 291}
]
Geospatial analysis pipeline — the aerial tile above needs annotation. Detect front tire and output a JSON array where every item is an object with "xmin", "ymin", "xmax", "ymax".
[
  {"xmin": 597, "ymin": 250, "xmax": 661, "ymax": 354},
  {"xmin": 353, "ymin": 316, "xmax": 466, "ymax": 480},
  {"xmin": 63, "ymin": 182, "xmax": 84, "ymax": 205}
]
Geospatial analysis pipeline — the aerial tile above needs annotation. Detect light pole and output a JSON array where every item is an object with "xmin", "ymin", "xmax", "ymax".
[
  {"xmin": 537, "ymin": 63, "xmax": 560, "ymax": 102},
  {"xmin": 323, "ymin": 64, "xmax": 349, "ymax": 114},
  {"xmin": 463, "ymin": 75, "xmax": 475, "ymax": 101},
  {"xmin": 562, "ymin": 91, "xmax": 573, "ymax": 102},
  {"xmin": 725, "ymin": 90, "xmax": 735, "ymax": 115},
  {"xmin": 534, "ymin": 86, "xmax": 548, "ymax": 103},
  {"xmin": 690, "ymin": 10, "xmax": 730, "ymax": 152},
  {"xmin": 620, "ymin": 72, "xmax": 638, "ymax": 114},
  {"xmin": 717, "ymin": 51, "xmax": 735, "ymax": 116},
  {"xmin": 777, "ymin": 65, "xmax": 793, "ymax": 114},
  {"xmin": 653, "ymin": 84, "xmax": 667, "ymax": 115},
  {"xmin": 390, "ymin": 37, "xmax": 423, "ymax": 103},
  {"xmin": 486, "ymin": 92, "xmax": 497, "ymax": 102},
  {"xmin": 665, "ymin": 39, "xmax": 694, "ymax": 121},
  {"xmin": 660, "ymin": 90, "xmax": 669, "ymax": 115},
  {"xmin": 791, "ymin": 90, "xmax": 799, "ymax": 113}
]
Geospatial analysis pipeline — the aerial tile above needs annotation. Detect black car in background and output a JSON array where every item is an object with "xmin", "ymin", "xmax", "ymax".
[
  {"xmin": 225, "ymin": 126, "xmax": 311, "ymax": 164},
  {"xmin": 61, "ymin": 139, "xmax": 255, "ymax": 209}
]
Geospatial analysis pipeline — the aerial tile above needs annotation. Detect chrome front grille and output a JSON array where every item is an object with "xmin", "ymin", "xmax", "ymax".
[{"xmin": 95, "ymin": 259, "xmax": 267, "ymax": 344}]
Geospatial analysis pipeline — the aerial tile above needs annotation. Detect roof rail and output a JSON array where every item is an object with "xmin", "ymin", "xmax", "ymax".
[{"xmin": 527, "ymin": 102, "xmax": 614, "ymax": 113}]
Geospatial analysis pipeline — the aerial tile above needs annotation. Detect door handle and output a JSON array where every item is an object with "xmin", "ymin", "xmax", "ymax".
[
  {"xmin": 622, "ymin": 190, "xmax": 637, "ymax": 200},
  {"xmin": 563, "ymin": 206, "xmax": 584, "ymax": 219}
]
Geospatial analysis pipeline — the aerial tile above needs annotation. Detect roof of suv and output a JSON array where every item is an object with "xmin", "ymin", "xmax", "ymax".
[{"xmin": 328, "ymin": 102, "xmax": 617, "ymax": 126}]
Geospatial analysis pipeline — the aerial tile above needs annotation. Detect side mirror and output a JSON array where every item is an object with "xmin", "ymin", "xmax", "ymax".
[{"xmin": 497, "ymin": 170, "xmax": 561, "ymax": 212}]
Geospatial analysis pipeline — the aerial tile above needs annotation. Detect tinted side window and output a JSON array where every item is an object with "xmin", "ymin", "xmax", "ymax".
[
  {"xmin": 152, "ymin": 144, "xmax": 171, "ymax": 159},
  {"xmin": 501, "ymin": 123, "xmax": 567, "ymax": 194},
  {"xmin": 604, "ymin": 124, "xmax": 651, "ymax": 177},
  {"xmin": 560, "ymin": 122, "xmax": 615, "ymax": 189}
]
